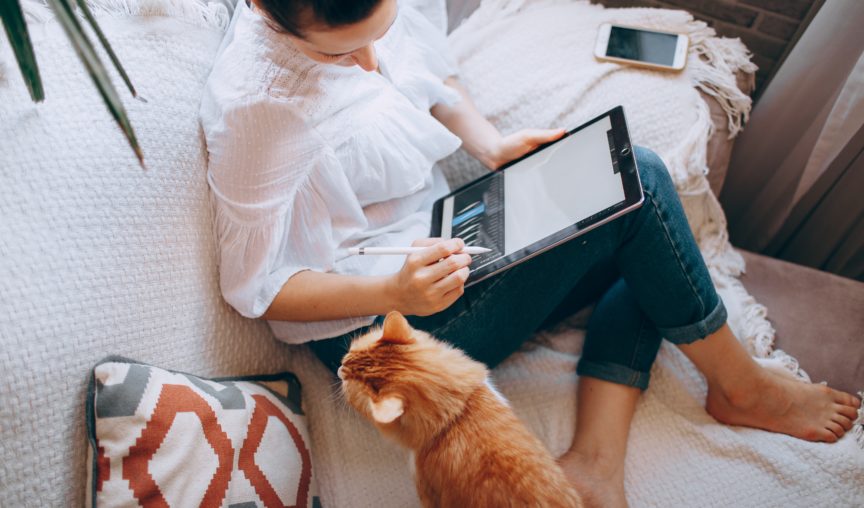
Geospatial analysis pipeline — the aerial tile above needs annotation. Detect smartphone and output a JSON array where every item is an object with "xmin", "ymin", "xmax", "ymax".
[{"xmin": 594, "ymin": 23, "xmax": 688, "ymax": 71}]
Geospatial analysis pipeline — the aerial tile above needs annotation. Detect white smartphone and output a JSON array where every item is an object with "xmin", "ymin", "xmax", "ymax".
[{"xmin": 594, "ymin": 23, "xmax": 688, "ymax": 71}]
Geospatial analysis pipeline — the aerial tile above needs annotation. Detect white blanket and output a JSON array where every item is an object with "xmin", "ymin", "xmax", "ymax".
[{"xmin": 284, "ymin": 1, "xmax": 864, "ymax": 506}]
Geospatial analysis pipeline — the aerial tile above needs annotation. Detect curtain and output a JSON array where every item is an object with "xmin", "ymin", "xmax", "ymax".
[{"xmin": 721, "ymin": 0, "xmax": 864, "ymax": 281}]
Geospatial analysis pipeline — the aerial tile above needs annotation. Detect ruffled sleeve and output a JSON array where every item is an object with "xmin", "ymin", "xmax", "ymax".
[
  {"xmin": 376, "ymin": 4, "xmax": 462, "ymax": 110},
  {"xmin": 203, "ymin": 95, "xmax": 367, "ymax": 318}
]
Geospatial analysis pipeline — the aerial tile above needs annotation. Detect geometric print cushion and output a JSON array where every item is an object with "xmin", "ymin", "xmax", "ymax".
[{"xmin": 86, "ymin": 357, "xmax": 321, "ymax": 507}]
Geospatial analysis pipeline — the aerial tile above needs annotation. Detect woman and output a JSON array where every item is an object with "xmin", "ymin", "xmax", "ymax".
[{"xmin": 200, "ymin": 0, "xmax": 860, "ymax": 505}]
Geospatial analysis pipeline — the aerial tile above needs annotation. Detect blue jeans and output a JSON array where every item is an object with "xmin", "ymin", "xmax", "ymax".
[{"xmin": 310, "ymin": 147, "xmax": 727, "ymax": 390}]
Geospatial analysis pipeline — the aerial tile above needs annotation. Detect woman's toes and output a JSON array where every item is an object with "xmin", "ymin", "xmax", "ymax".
[
  {"xmin": 811, "ymin": 425, "xmax": 839, "ymax": 442},
  {"xmin": 826, "ymin": 421, "xmax": 846, "ymax": 440},
  {"xmin": 836, "ymin": 403, "xmax": 860, "ymax": 420},
  {"xmin": 832, "ymin": 414, "xmax": 854, "ymax": 431},
  {"xmin": 822, "ymin": 429, "xmax": 840, "ymax": 443},
  {"xmin": 833, "ymin": 390, "xmax": 861, "ymax": 408}
]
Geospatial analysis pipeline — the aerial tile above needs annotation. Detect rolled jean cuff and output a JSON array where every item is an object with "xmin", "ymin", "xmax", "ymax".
[
  {"xmin": 576, "ymin": 359, "xmax": 651, "ymax": 390},
  {"xmin": 657, "ymin": 298, "xmax": 728, "ymax": 345}
]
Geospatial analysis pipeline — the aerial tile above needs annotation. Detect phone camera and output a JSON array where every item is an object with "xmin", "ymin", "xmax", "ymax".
[{"xmin": 620, "ymin": 146, "xmax": 631, "ymax": 157}]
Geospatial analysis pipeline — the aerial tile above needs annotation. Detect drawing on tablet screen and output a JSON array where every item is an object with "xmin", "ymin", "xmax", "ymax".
[{"xmin": 449, "ymin": 176, "xmax": 505, "ymax": 269}]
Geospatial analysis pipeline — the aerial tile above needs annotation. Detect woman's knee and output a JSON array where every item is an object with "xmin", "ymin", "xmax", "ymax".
[{"xmin": 633, "ymin": 146, "xmax": 676, "ymax": 198}]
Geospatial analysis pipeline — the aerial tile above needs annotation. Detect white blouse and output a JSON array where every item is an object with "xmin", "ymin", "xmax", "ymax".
[{"xmin": 200, "ymin": 1, "xmax": 463, "ymax": 343}]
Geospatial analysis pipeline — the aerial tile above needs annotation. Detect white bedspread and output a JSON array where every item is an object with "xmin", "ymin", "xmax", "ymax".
[{"xmin": 285, "ymin": 1, "xmax": 864, "ymax": 506}]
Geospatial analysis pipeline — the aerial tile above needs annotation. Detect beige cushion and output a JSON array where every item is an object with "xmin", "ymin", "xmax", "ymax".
[{"xmin": 739, "ymin": 250, "xmax": 864, "ymax": 394}]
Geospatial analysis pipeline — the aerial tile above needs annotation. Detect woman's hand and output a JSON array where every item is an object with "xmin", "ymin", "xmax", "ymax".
[
  {"xmin": 387, "ymin": 237, "xmax": 472, "ymax": 316},
  {"xmin": 483, "ymin": 128, "xmax": 567, "ymax": 170}
]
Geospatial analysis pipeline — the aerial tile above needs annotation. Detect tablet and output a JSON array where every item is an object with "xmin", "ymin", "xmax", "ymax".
[{"xmin": 430, "ymin": 106, "xmax": 643, "ymax": 286}]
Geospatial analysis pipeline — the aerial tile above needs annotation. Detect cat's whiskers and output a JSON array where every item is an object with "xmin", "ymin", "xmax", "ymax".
[
  {"xmin": 325, "ymin": 378, "xmax": 345, "ymax": 401},
  {"xmin": 325, "ymin": 378, "xmax": 353, "ymax": 412}
]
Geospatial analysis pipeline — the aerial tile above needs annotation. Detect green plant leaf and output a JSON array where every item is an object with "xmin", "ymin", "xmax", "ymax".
[
  {"xmin": 74, "ymin": 0, "xmax": 136, "ymax": 97},
  {"xmin": 0, "ymin": 0, "xmax": 45, "ymax": 102},
  {"xmin": 46, "ymin": 0, "xmax": 143, "ymax": 164}
]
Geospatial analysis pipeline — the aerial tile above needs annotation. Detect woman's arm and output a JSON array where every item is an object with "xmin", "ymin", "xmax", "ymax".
[
  {"xmin": 261, "ymin": 270, "xmax": 395, "ymax": 321},
  {"xmin": 432, "ymin": 77, "xmax": 566, "ymax": 169},
  {"xmin": 430, "ymin": 78, "xmax": 503, "ymax": 168},
  {"xmin": 262, "ymin": 238, "xmax": 471, "ymax": 321}
]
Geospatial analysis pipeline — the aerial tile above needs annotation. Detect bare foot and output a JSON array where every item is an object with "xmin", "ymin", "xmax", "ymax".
[
  {"xmin": 706, "ymin": 369, "xmax": 861, "ymax": 442},
  {"xmin": 558, "ymin": 450, "xmax": 627, "ymax": 508}
]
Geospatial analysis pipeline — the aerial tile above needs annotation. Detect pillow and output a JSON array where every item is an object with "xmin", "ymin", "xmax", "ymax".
[{"xmin": 86, "ymin": 357, "xmax": 321, "ymax": 507}]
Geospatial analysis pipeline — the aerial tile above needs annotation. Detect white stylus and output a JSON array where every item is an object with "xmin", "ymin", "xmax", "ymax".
[{"xmin": 348, "ymin": 246, "xmax": 492, "ymax": 256}]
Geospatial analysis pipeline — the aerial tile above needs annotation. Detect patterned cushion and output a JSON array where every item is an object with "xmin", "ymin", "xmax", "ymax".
[{"xmin": 86, "ymin": 358, "xmax": 320, "ymax": 507}]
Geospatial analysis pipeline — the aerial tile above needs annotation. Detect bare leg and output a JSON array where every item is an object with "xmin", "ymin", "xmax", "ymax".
[
  {"xmin": 561, "ymin": 322, "xmax": 863, "ymax": 507},
  {"xmin": 679, "ymin": 324, "xmax": 861, "ymax": 442},
  {"xmin": 559, "ymin": 377, "xmax": 639, "ymax": 508}
]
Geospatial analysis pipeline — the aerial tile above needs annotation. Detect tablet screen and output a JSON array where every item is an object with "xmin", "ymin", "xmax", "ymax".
[{"xmin": 439, "ymin": 114, "xmax": 628, "ymax": 273}]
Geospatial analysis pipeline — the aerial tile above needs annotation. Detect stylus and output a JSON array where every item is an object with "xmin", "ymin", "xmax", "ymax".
[{"xmin": 348, "ymin": 246, "xmax": 492, "ymax": 256}]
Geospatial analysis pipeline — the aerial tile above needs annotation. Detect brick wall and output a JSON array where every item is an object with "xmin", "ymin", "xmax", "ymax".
[{"xmin": 592, "ymin": 0, "xmax": 822, "ymax": 94}]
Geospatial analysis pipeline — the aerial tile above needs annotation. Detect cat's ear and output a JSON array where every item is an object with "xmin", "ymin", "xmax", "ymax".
[
  {"xmin": 380, "ymin": 311, "xmax": 415, "ymax": 345},
  {"xmin": 369, "ymin": 396, "xmax": 404, "ymax": 424}
]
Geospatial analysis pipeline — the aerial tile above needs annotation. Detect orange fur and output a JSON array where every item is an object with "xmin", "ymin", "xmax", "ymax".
[{"xmin": 340, "ymin": 311, "xmax": 584, "ymax": 508}]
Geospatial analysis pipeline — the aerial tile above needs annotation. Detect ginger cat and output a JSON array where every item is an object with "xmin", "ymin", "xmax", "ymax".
[{"xmin": 339, "ymin": 311, "xmax": 583, "ymax": 508}]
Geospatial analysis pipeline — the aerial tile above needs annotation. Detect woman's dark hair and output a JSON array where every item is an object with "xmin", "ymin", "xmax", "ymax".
[{"xmin": 255, "ymin": 0, "xmax": 385, "ymax": 37}]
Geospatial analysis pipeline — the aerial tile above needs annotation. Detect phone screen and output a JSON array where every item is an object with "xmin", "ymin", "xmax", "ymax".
[{"xmin": 606, "ymin": 26, "xmax": 678, "ymax": 66}]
